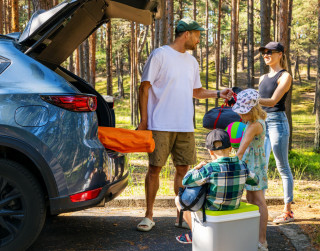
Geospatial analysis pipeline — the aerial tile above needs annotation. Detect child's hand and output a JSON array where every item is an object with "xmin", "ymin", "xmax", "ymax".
[{"xmin": 194, "ymin": 161, "xmax": 207, "ymax": 170}]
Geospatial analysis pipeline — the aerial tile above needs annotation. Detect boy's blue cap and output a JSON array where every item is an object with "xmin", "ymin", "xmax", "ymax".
[{"xmin": 176, "ymin": 18, "xmax": 205, "ymax": 33}]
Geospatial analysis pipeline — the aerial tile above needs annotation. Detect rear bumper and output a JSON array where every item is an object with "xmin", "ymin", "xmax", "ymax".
[{"xmin": 49, "ymin": 171, "xmax": 128, "ymax": 214}]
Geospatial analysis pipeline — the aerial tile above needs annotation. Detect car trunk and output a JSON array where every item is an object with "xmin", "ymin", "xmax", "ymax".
[{"xmin": 19, "ymin": 0, "xmax": 162, "ymax": 67}]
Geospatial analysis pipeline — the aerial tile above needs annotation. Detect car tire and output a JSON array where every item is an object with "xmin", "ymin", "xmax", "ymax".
[{"xmin": 0, "ymin": 159, "xmax": 46, "ymax": 251}]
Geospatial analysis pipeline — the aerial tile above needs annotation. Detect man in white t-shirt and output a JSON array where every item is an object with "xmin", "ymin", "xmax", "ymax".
[{"xmin": 136, "ymin": 18, "xmax": 233, "ymax": 232}]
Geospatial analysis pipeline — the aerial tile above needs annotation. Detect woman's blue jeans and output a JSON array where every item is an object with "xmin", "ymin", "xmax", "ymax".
[{"xmin": 265, "ymin": 111, "xmax": 294, "ymax": 204}]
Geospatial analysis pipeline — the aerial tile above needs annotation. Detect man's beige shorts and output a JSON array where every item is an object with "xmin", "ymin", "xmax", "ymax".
[{"xmin": 148, "ymin": 131, "xmax": 197, "ymax": 167}]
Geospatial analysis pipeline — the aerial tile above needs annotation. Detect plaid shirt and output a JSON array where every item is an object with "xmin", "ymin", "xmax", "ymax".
[{"xmin": 182, "ymin": 156, "xmax": 259, "ymax": 211}]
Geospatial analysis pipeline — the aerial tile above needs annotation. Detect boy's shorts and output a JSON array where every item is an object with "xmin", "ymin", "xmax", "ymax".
[{"xmin": 148, "ymin": 131, "xmax": 197, "ymax": 167}]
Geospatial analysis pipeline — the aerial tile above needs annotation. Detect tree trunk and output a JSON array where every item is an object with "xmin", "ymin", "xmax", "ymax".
[
  {"xmin": 134, "ymin": 23, "xmax": 139, "ymax": 126},
  {"xmin": 151, "ymin": 20, "xmax": 155, "ymax": 52},
  {"xmin": 89, "ymin": 33, "xmax": 96, "ymax": 88},
  {"xmin": 106, "ymin": 21, "xmax": 113, "ymax": 95},
  {"xmin": 240, "ymin": 38, "xmax": 245, "ymax": 72},
  {"xmin": 69, "ymin": 52, "xmax": 74, "ymax": 73},
  {"xmin": 260, "ymin": 0, "xmax": 271, "ymax": 75},
  {"xmin": 116, "ymin": 50, "xmax": 124, "ymax": 98},
  {"xmin": 159, "ymin": 0, "xmax": 167, "ymax": 46},
  {"xmin": 7, "ymin": 0, "xmax": 12, "ymax": 33},
  {"xmin": 200, "ymin": 41, "xmax": 203, "ymax": 72},
  {"xmin": 205, "ymin": 0, "xmax": 209, "ymax": 112},
  {"xmin": 192, "ymin": 0, "xmax": 197, "ymax": 59},
  {"xmin": 75, "ymin": 47, "xmax": 80, "ymax": 76},
  {"xmin": 167, "ymin": 0, "xmax": 174, "ymax": 44},
  {"xmin": 230, "ymin": 0, "xmax": 239, "ymax": 87},
  {"xmin": 138, "ymin": 25, "xmax": 149, "ymax": 76},
  {"xmin": 307, "ymin": 46, "xmax": 311, "ymax": 80},
  {"xmin": 314, "ymin": 0, "xmax": 320, "ymax": 152},
  {"xmin": 0, "ymin": 0, "xmax": 3, "ymax": 34},
  {"xmin": 294, "ymin": 54, "xmax": 301, "ymax": 84},
  {"xmin": 130, "ymin": 22, "xmax": 135, "ymax": 126},
  {"xmin": 11, "ymin": 0, "xmax": 18, "ymax": 32},
  {"xmin": 79, "ymin": 44, "xmax": 84, "ymax": 79},
  {"xmin": 215, "ymin": 0, "xmax": 222, "ymax": 107},
  {"xmin": 272, "ymin": 0, "xmax": 276, "ymax": 40},
  {"xmin": 178, "ymin": 0, "xmax": 184, "ymax": 19},
  {"xmin": 154, "ymin": 20, "xmax": 160, "ymax": 49},
  {"xmin": 83, "ymin": 39, "xmax": 90, "ymax": 83},
  {"xmin": 279, "ymin": 0, "xmax": 293, "ymax": 150},
  {"xmin": 247, "ymin": 0, "xmax": 254, "ymax": 88}
]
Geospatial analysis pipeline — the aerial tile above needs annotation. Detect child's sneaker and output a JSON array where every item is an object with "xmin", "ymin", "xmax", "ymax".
[
  {"xmin": 258, "ymin": 241, "xmax": 268, "ymax": 251},
  {"xmin": 273, "ymin": 211, "xmax": 294, "ymax": 224},
  {"xmin": 176, "ymin": 231, "xmax": 192, "ymax": 244}
]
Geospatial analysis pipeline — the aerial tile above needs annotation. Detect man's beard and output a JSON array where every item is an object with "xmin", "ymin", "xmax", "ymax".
[{"xmin": 185, "ymin": 43, "xmax": 197, "ymax": 51}]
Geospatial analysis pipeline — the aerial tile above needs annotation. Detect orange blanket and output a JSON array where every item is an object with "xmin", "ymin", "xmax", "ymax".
[{"xmin": 98, "ymin": 127, "xmax": 155, "ymax": 153}]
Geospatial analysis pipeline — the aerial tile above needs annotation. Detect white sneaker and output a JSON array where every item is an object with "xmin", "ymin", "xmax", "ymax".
[{"xmin": 258, "ymin": 241, "xmax": 268, "ymax": 251}]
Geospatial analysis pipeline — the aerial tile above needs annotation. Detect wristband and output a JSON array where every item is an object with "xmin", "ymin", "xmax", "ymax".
[{"xmin": 217, "ymin": 91, "xmax": 220, "ymax": 98}]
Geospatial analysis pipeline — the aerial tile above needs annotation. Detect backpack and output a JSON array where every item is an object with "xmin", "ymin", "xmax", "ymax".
[{"xmin": 178, "ymin": 184, "xmax": 209, "ymax": 224}]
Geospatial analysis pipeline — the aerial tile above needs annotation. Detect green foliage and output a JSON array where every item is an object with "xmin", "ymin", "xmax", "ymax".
[{"xmin": 268, "ymin": 150, "xmax": 320, "ymax": 181}]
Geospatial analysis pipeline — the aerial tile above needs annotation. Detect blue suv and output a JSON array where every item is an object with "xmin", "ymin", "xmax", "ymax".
[{"xmin": 0, "ymin": 0, "xmax": 161, "ymax": 250}]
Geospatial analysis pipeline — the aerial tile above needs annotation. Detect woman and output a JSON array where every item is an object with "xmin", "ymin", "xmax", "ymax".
[{"xmin": 258, "ymin": 42, "xmax": 294, "ymax": 223}]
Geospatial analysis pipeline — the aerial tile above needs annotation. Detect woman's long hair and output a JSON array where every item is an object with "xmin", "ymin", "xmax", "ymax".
[{"xmin": 280, "ymin": 52, "xmax": 288, "ymax": 71}]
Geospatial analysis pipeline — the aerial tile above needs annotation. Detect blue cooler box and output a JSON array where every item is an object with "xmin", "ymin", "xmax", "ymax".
[{"xmin": 192, "ymin": 202, "xmax": 260, "ymax": 251}]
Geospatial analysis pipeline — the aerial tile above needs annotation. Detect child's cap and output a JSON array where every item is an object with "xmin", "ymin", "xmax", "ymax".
[
  {"xmin": 232, "ymin": 88, "xmax": 260, "ymax": 114},
  {"xmin": 206, "ymin": 129, "xmax": 231, "ymax": 151}
]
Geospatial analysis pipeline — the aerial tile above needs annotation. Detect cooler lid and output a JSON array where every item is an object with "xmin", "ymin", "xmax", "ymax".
[{"xmin": 202, "ymin": 203, "xmax": 260, "ymax": 223}]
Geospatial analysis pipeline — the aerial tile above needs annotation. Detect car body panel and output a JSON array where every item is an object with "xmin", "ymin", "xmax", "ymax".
[{"xmin": 0, "ymin": 40, "xmax": 77, "ymax": 94}]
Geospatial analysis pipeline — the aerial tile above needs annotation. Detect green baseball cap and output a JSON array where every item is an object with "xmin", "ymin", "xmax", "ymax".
[{"xmin": 176, "ymin": 18, "xmax": 205, "ymax": 32}]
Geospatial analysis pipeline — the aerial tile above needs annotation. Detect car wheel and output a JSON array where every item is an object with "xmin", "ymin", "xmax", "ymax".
[{"xmin": 0, "ymin": 159, "xmax": 46, "ymax": 251}]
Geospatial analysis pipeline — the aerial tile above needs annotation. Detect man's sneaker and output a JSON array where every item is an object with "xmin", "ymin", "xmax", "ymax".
[
  {"xmin": 258, "ymin": 241, "xmax": 268, "ymax": 251},
  {"xmin": 176, "ymin": 231, "xmax": 192, "ymax": 244},
  {"xmin": 273, "ymin": 211, "xmax": 294, "ymax": 224}
]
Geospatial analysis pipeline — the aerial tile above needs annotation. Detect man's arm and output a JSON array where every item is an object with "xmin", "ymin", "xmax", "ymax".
[
  {"xmin": 137, "ymin": 81, "xmax": 151, "ymax": 130},
  {"xmin": 193, "ymin": 87, "xmax": 233, "ymax": 100}
]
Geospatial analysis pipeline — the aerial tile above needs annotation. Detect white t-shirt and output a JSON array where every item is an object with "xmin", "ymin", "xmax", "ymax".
[{"xmin": 141, "ymin": 45, "xmax": 202, "ymax": 132}]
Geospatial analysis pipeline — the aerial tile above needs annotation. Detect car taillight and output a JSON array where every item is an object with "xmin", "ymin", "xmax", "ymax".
[
  {"xmin": 69, "ymin": 187, "xmax": 102, "ymax": 202},
  {"xmin": 41, "ymin": 95, "xmax": 97, "ymax": 112}
]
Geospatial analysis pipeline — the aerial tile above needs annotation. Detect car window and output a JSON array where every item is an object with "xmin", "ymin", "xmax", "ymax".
[{"xmin": 0, "ymin": 56, "xmax": 11, "ymax": 75}]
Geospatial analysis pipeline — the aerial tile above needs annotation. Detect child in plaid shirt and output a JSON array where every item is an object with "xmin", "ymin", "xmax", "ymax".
[{"xmin": 175, "ymin": 128, "xmax": 259, "ymax": 244}]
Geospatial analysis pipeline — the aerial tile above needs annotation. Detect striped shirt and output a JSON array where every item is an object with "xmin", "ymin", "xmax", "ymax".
[{"xmin": 182, "ymin": 156, "xmax": 259, "ymax": 211}]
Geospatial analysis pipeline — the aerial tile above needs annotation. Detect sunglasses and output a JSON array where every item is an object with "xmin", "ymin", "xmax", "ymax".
[{"xmin": 261, "ymin": 50, "xmax": 280, "ymax": 56}]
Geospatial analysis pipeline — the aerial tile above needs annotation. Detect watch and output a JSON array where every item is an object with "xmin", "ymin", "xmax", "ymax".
[{"xmin": 217, "ymin": 91, "xmax": 220, "ymax": 98}]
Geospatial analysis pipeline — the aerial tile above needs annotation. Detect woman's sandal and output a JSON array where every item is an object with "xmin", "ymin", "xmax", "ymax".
[
  {"xmin": 273, "ymin": 211, "xmax": 294, "ymax": 224},
  {"xmin": 176, "ymin": 231, "xmax": 192, "ymax": 244}
]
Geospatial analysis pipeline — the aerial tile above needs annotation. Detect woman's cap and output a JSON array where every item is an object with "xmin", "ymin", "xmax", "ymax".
[
  {"xmin": 232, "ymin": 89, "xmax": 260, "ymax": 114},
  {"xmin": 176, "ymin": 18, "xmax": 205, "ymax": 33},
  {"xmin": 259, "ymin": 42, "xmax": 284, "ymax": 53},
  {"xmin": 206, "ymin": 129, "xmax": 231, "ymax": 151}
]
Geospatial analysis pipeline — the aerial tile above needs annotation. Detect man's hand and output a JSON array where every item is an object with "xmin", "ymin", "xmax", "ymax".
[
  {"xmin": 220, "ymin": 88, "xmax": 233, "ymax": 100},
  {"xmin": 137, "ymin": 121, "xmax": 148, "ymax": 130},
  {"xmin": 194, "ymin": 161, "xmax": 207, "ymax": 170}
]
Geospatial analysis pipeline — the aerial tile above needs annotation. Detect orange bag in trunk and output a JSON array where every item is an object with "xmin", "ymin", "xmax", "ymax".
[{"xmin": 98, "ymin": 127, "xmax": 155, "ymax": 153}]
